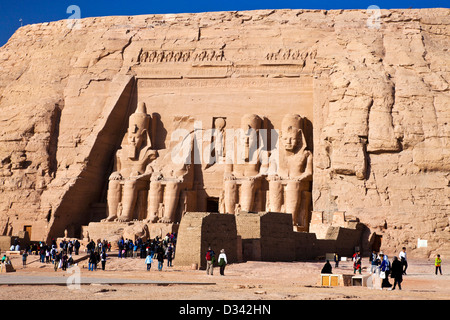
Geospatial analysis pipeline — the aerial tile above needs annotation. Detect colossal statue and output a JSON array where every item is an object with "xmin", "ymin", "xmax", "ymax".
[
  {"xmin": 104, "ymin": 102, "xmax": 157, "ymax": 222},
  {"xmin": 145, "ymin": 130, "xmax": 194, "ymax": 224},
  {"xmin": 222, "ymin": 114, "xmax": 264, "ymax": 213},
  {"xmin": 267, "ymin": 114, "xmax": 313, "ymax": 228}
]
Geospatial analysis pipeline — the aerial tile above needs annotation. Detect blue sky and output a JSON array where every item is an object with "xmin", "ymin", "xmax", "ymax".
[{"xmin": 0, "ymin": 0, "xmax": 448, "ymax": 46}]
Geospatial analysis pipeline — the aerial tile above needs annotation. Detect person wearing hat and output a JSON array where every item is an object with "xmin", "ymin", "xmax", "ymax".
[{"xmin": 218, "ymin": 249, "xmax": 228, "ymax": 276}]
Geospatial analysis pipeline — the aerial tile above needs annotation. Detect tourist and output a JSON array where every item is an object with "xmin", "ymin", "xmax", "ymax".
[
  {"xmin": 380, "ymin": 254, "xmax": 392, "ymax": 289},
  {"xmin": 157, "ymin": 246, "xmax": 165, "ymax": 271},
  {"xmin": 51, "ymin": 247, "xmax": 57, "ymax": 263},
  {"xmin": 399, "ymin": 247, "xmax": 408, "ymax": 275},
  {"xmin": 88, "ymin": 252, "xmax": 96, "ymax": 271},
  {"xmin": 334, "ymin": 252, "xmax": 340, "ymax": 268},
  {"xmin": 101, "ymin": 251, "xmax": 107, "ymax": 270},
  {"xmin": 206, "ymin": 246, "xmax": 215, "ymax": 275},
  {"xmin": 370, "ymin": 250, "xmax": 380, "ymax": 274},
  {"xmin": 39, "ymin": 246, "xmax": 46, "ymax": 263},
  {"xmin": 61, "ymin": 253, "xmax": 68, "ymax": 271},
  {"xmin": 435, "ymin": 254, "xmax": 442, "ymax": 275},
  {"xmin": 22, "ymin": 251, "xmax": 28, "ymax": 268},
  {"xmin": 321, "ymin": 260, "xmax": 332, "ymax": 274},
  {"xmin": 68, "ymin": 241, "xmax": 73, "ymax": 255},
  {"xmin": 353, "ymin": 251, "xmax": 362, "ymax": 274},
  {"xmin": 133, "ymin": 241, "xmax": 139, "ymax": 258},
  {"xmin": 74, "ymin": 240, "xmax": 80, "ymax": 255},
  {"xmin": 54, "ymin": 252, "xmax": 61, "ymax": 271},
  {"xmin": 1, "ymin": 255, "xmax": 11, "ymax": 273},
  {"xmin": 390, "ymin": 256, "xmax": 403, "ymax": 290},
  {"xmin": 68, "ymin": 254, "xmax": 74, "ymax": 268},
  {"xmin": 145, "ymin": 253, "xmax": 153, "ymax": 271},
  {"xmin": 94, "ymin": 251, "xmax": 100, "ymax": 270},
  {"xmin": 118, "ymin": 237, "xmax": 124, "ymax": 258},
  {"xmin": 86, "ymin": 240, "xmax": 95, "ymax": 255},
  {"xmin": 166, "ymin": 243, "xmax": 174, "ymax": 267},
  {"xmin": 140, "ymin": 240, "xmax": 146, "ymax": 259},
  {"xmin": 218, "ymin": 249, "xmax": 228, "ymax": 276}
]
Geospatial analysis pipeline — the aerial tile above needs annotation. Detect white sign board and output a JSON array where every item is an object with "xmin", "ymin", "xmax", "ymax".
[{"xmin": 417, "ymin": 238, "xmax": 428, "ymax": 248}]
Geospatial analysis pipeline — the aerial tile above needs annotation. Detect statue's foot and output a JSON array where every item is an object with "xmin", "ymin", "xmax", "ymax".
[
  {"xmin": 101, "ymin": 216, "xmax": 117, "ymax": 222},
  {"xmin": 116, "ymin": 217, "xmax": 131, "ymax": 222},
  {"xmin": 145, "ymin": 215, "xmax": 159, "ymax": 223},
  {"xmin": 159, "ymin": 217, "xmax": 173, "ymax": 224}
]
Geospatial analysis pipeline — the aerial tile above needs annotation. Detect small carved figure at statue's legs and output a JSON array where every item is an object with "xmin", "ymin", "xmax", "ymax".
[
  {"xmin": 104, "ymin": 179, "xmax": 121, "ymax": 221},
  {"xmin": 224, "ymin": 180, "xmax": 238, "ymax": 214},
  {"xmin": 240, "ymin": 179, "xmax": 256, "ymax": 212},
  {"xmin": 285, "ymin": 181, "xmax": 301, "ymax": 226},
  {"xmin": 147, "ymin": 181, "xmax": 163, "ymax": 222},
  {"xmin": 159, "ymin": 182, "xmax": 180, "ymax": 223},
  {"xmin": 119, "ymin": 179, "xmax": 139, "ymax": 222},
  {"xmin": 268, "ymin": 179, "xmax": 283, "ymax": 212}
]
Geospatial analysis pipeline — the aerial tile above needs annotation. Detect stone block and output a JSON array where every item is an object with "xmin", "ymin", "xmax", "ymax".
[{"xmin": 175, "ymin": 212, "xmax": 238, "ymax": 269}]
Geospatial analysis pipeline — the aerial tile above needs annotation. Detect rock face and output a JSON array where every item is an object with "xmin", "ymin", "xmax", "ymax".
[{"xmin": 0, "ymin": 8, "xmax": 448, "ymax": 258}]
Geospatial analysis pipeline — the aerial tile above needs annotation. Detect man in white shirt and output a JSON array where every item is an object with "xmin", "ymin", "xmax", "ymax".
[{"xmin": 399, "ymin": 247, "xmax": 408, "ymax": 275}]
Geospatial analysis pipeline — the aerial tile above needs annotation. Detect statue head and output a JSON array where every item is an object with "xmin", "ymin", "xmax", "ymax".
[
  {"xmin": 238, "ymin": 114, "xmax": 262, "ymax": 162},
  {"xmin": 127, "ymin": 102, "xmax": 151, "ymax": 159},
  {"xmin": 240, "ymin": 114, "xmax": 262, "ymax": 144},
  {"xmin": 214, "ymin": 117, "xmax": 226, "ymax": 131},
  {"xmin": 240, "ymin": 114, "xmax": 261, "ymax": 132},
  {"xmin": 280, "ymin": 114, "xmax": 306, "ymax": 153}
]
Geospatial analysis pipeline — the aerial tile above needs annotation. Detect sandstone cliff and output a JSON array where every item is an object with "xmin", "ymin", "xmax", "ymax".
[{"xmin": 0, "ymin": 8, "xmax": 448, "ymax": 258}]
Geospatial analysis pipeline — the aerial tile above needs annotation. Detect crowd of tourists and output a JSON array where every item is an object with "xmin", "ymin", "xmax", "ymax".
[
  {"xmin": 17, "ymin": 238, "xmax": 82, "ymax": 271},
  {"xmin": 119, "ymin": 233, "xmax": 178, "ymax": 272},
  {"xmin": 326, "ymin": 247, "xmax": 444, "ymax": 291}
]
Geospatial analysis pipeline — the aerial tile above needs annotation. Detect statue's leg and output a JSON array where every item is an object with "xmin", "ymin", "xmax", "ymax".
[
  {"xmin": 224, "ymin": 180, "xmax": 237, "ymax": 214},
  {"xmin": 120, "ymin": 180, "xmax": 138, "ymax": 221},
  {"xmin": 298, "ymin": 190, "xmax": 312, "ymax": 229},
  {"xmin": 147, "ymin": 181, "xmax": 162, "ymax": 222},
  {"xmin": 161, "ymin": 182, "xmax": 180, "ymax": 223},
  {"xmin": 285, "ymin": 181, "xmax": 301, "ymax": 226},
  {"xmin": 268, "ymin": 180, "xmax": 283, "ymax": 212},
  {"xmin": 240, "ymin": 179, "xmax": 255, "ymax": 212},
  {"xmin": 105, "ymin": 179, "xmax": 121, "ymax": 221}
]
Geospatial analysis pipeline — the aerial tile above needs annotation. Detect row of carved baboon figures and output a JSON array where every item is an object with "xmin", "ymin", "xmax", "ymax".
[{"xmin": 139, "ymin": 49, "xmax": 225, "ymax": 63}]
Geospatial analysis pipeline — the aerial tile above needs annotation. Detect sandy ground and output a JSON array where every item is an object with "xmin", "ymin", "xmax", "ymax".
[{"xmin": 0, "ymin": 253, "xmax": 448, "ymax": 301}]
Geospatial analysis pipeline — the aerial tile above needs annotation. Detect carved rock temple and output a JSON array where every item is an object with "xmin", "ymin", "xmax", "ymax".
[{"xmin": 0, "ymin": 9, "xmax": 449, "ymax": 260}]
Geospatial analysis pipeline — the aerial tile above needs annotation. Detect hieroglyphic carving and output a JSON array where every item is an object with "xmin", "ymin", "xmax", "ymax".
[
  {"xmin": 137, "ymin": 77, "xmax": 313, "ymax": 89},
  {"xmin": 264, "ymin": 49, "xmax": 317, "ymax": 61},
  {"xmin": 139, "ymin": 49, "xmax": 225, "ymax": 63}
]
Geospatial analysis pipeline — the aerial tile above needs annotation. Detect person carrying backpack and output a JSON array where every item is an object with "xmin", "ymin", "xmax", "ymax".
[{"xmin": 206, "ymin": 247, "xmax": 215, "ymax": 275}]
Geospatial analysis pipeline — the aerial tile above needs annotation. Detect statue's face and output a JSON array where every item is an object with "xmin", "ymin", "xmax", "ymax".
[
  {"xmin": 281, "ymin": 129, "xmax": 301, "ymax": 152},
  {"xmin": 128, "ymin": 122, "xmax": 144, "ymax": 149},
  {"xmin": 239, "ymin": 126, "xmax": 258, "ymax": 147},
  {"xmin": 127, "ymin": 119, "xmax": 146, "ymax": 159}
]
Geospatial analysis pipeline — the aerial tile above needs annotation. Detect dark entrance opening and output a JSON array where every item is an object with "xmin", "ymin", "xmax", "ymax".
[
  {"xmin": 371, "ymin": 234, "xmax": 383, "ymax": 252},
  {"xmin": 206, "ymin": 197, "xmax": 219, "ymax": 213}
]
